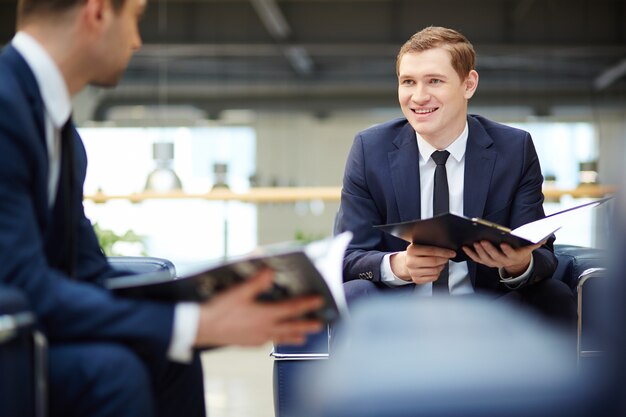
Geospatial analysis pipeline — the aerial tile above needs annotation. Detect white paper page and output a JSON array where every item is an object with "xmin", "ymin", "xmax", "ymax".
[
  {"xmin": 304, "ymin": 232, "xmax": 352, "ymax": 318},
  {"xmin": 511, "ymin": 216, "xmax": 562, "ymax": 243},
  {"xmin": 511, "ymin": 201, "xmax": 602, "ymax": 243}
]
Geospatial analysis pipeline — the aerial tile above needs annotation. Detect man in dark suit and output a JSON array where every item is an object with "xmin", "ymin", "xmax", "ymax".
[
  {"xmin": 0, "ymin": 1, "xmax": 323, "ymax": 416},
  {"xmin": 334, "ymin": 26, "xmax": 575, "ymax": 325}
]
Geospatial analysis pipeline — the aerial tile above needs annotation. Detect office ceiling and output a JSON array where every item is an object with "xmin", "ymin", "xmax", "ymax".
[{"xmin": 1, "ymin": 0, "xmax": 626, "ymax": 120}]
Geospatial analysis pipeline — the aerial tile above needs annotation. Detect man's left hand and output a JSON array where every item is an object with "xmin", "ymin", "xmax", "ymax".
[{"xmin": 462, "ymin": 240, "xmax": 544, "ymax": 277}]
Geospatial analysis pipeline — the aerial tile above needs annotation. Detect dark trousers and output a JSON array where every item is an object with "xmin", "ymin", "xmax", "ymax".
[
  {"xmin": 496, "ymin": 278, "xmax": 577, "ymax": 330},
  {"xmin": 48, "ymin": 343, "xmax": 205, "ymax": 417}
]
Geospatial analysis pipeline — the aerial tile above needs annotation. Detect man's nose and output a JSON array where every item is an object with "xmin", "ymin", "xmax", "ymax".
[
  {"xmin": 132, "ymin": 33, "xmax": 143, "ymax": 51},
  {"xmin": 411, "ymin": 84, "xmax": 430, "ymax": 103}
]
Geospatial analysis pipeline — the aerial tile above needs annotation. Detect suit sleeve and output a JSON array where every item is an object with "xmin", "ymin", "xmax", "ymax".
[
  {"xmin": 508, "ymin": 132, "xmax": 557, "ymax": 286},
  {"xmin": 0, "ymin": 99, "xmax": 175, "ymax": 357},
  {"xmin": 334, "ymin": 134, "xmax": 399, "ymax": 283}
]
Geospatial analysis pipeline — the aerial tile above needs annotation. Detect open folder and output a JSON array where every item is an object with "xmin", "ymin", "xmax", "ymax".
[
  {"xmin": 105, "ymin": 232, "xmax": 352, "ymax": 323},
  {"xmin": 375, "ymin": 197, "xmax": 612, "ymax": 262}
]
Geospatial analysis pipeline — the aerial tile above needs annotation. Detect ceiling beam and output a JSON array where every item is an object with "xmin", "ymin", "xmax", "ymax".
[
  {"xmin": 133, "ymin": 43, "xmax": 626, "ymax": 59},
  {"xmin": 594, "ymin": 58, "xmax": 626, "ymax": 91},
  {"xmin": 249, "ymin": 0, "xmax": 315, "ymax": 76},
  {"xmin": 249, "ymin": 0, "xmax": 291, "ymax": 39}
]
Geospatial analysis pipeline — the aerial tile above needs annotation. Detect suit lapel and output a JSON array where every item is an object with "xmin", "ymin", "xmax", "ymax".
[
  {"xmin": 388, "ymin": 123, "xmax": 422, "ymax": 221},
  {"xmin": 463, "ymin": 116, "xmax": 496, "ymax": 219},
  {"xmin": 59, "ymin": 120, "xmax": 76, "ymax": 277}
]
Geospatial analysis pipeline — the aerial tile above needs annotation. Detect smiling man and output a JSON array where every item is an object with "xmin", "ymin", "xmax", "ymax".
[{"xmin": 334, "ymin": 26, "xmax": 576, "ymax": 327}]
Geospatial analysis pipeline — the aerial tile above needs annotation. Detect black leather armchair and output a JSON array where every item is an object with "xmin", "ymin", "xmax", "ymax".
[
  {"xmin": 271, "ymin": 244, "xmax": 608, "ymax": 417},
  {"xmin": 0, "ymin": 256, "xmax": 176, "ymax": 417}
]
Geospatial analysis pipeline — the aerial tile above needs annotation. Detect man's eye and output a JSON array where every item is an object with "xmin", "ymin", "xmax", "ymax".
[
  {"xmin": 402, "ymin": 79, "xmax": 415, "ymax": 85},
  {"xmin": 430, "ymin": 79, "xmax": 442, "ymax": 85}
]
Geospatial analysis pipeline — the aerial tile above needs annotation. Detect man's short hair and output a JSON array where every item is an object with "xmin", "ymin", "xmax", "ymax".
[
  {"xmin": 18, "ymin": 0, "xmax": 126, "ymax": 23},
  {"xmin": 396, "ymin": 26, "xmax": 476, "ymax": 81}
]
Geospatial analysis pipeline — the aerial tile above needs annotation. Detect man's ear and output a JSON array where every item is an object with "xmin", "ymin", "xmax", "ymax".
[
  {"xmin": 82, "ymin": 0, "xmax": 110, "ymax": 29},
  {"xmin": 464, "ymin": 70, "xmax": 479, "ymax": 99}
]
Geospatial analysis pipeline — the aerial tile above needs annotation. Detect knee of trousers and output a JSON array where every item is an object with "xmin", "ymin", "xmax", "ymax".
[
  {"xmin": 533, "ymin": 278, "xmax": 576, "ymax": 302},
  {"xmin": 49, "ymin": 343, "xmax": 154, "ymax": 417},
  {"xmin": 96, "ymin": 344, "xmax": 152, "ymax": 394}
]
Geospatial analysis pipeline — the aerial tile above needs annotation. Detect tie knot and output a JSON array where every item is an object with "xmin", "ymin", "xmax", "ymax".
[{"xmin": 431, "ymin": 150, "xmax": 450, "ymax": 166}]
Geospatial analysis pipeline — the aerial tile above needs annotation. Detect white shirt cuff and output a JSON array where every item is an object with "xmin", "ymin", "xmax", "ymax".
[
  {"xmin": 499, "ymin": 255, "xmax": 534, "ymax": 289},
  {"xmin": 381, "ymin": 253, "xmax": 413, "ymax": 287},
  {"xmin": 167, "ymin": 302, "xmax": 200, "ymax": 363}
]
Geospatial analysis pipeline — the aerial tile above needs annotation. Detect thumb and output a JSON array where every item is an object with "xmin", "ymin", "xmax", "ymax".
[{"xmin": 231, "ymin": 267, "xmax": 274, "ymax": 301}]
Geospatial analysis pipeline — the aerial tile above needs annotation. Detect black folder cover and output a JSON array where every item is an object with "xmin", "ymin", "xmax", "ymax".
[
  {"xmin": 105, "ymin": 250, "xmax": 340, "ymax": 322},
  {"xmin": 375, "ymin": 213, "xmax": 535, "ymax": 262},
  {"xmin": 375, "ymin": 197, "xmax": 611, "ymax": 263}
]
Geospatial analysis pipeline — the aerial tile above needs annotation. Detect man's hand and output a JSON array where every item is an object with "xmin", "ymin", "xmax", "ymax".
[
  {"xmin": 390, "ymin": 244, "xmax": 456, "ymax": 284},
  {"xmin": 194, "ymin": 269, "xmax": 323, "ymax": 348},
  {"xmin": 462, "ymin": 240, "xmax": 544, "ymax": 277}
]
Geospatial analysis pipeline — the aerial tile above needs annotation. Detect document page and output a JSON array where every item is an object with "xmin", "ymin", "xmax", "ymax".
[{"xmin": 511, "ymin": 198, "xmax": 610, "ymax": 243}]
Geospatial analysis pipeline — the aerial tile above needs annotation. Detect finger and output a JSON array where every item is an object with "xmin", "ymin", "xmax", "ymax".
[
  {"xmin": 406, "ymin": 256, "xmax": 449, "ymax": 269},
  {"xmin": 462, "ymin": 246, "xmax": 480, "ymax": 263},
  {"xmin": 499, "ymin": 243, "xmax": 518, "ymax": 258},
  {"xmin": 478, "ymin": 241, "xmax": 506, "ymax": 262},
  {"xmin": 472, "ymin": 242, "xmax": 497, "ymax": 266},
  {"xmin": 472, "ymin": 242, "xmax": 490, "ymax": 260},
  {"xmin": 500, "ymin": 243, "xmax": 537, "ymax": 258},
  {"xmin": 231, "ymin": 268, "xmax": 275, "ymax": 300},
  {"xmin": 273, "ymin": 319, "xmax": 323, "ymax": 335},
  {"xmin": 273, "ymin": 335, "xmax": 307, "ymax": 346},
  {"xmin": 530, "ymin": 241, "xmax": 545, "ymax": 250},
  {"xmin": 271, "ymin": 320, "xmax": 324, "ymax": 345},
  {"xmin": 411, "ymin": 273, "xmax": 440, "ymax": 284},
  {"xmin": 407, "ymin": 264, "xmax": 444, "ymax": 276},
  {"xmin": 265, "ymin": 296, "xmax": 324, "ymax": 321},
  {"xmin": 408, "ymin": 244, "xmax": 456, "ymax": 259}
]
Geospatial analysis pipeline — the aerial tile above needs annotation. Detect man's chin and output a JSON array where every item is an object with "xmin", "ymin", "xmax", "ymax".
[{"xmin": 90, "ymin": 74, "xmax": 124, "ymax": 89}]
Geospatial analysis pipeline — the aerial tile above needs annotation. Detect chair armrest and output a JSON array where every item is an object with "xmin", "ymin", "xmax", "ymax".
[
  {"xmin": 577, "ymin": 267, "xmax": 606, "ymax": 363},
  {"xmin": 577, "ymin": 267, "xmax": 606, "ymax": 290},
  {"xmin": 271, "ymin": 325, "xmax": 330, "ymax": 361},
  {"xmin": 0, "ymin": 286, "xmax": 35, "ymax": 343},
  {"xmin": 0, "ymin": 286, "xmax": 42, "ymax": 417},
  {"xmin": 107, "ymin": 256, "xmax": 177, "ymax": 278}
]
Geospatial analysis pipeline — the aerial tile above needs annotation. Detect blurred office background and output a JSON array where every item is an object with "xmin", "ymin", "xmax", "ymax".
[{"xmin": 1, "ymin": 1, "xmax": 625, "ymax": 416}]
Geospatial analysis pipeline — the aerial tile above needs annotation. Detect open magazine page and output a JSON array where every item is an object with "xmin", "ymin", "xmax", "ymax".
[
  {"xmin": 303, "ymin": 232, "xmax": 352, "ymax": 318},
  {"xmin": 106, "ymin": 233, "xmax": 353, "ymax": 323}
]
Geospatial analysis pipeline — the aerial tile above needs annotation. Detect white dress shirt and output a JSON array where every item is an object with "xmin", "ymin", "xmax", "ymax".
[
  {"xmin": 381, "ymin": 122, "xmax": 533, "ymax": 294},
  {"xmin": 12, "ymin": 32, "xmax": 199, "ymax": 363}
]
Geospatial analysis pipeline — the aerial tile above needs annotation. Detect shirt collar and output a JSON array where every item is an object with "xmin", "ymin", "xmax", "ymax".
[
  {"xmin": 12, "ymin": 32, "xmax": 72, "ymax": 128},
  {"xmin": 416, "ymin": 122, "xmax": 469, "ymax": 163}
]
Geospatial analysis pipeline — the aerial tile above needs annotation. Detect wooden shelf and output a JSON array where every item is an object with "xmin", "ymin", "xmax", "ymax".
[
  {"xmin": 542, "ymin": 184, "xmax": 615, "ymax": 199},
  {"xmin": 84, "ymin": 187, "xmax": 343, "ymax": 203},
  {"xmin": 84, "ymin": 185, "xmax": 616, "ymax": 204}
]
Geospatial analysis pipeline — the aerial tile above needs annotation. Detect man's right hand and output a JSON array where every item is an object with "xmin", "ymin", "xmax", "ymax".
[
  {"xmin": 193, "ymin": 268, "xmax": 324, "ymax": 348},
  {"xmin": 390, "ymin": 243, "xmax": 456, "ymax": 285}
]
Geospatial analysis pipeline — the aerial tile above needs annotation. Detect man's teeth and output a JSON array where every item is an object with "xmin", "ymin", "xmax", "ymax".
[{"xmin": 413, "ymin": 108, "xmax": 436, "ymax": 114}]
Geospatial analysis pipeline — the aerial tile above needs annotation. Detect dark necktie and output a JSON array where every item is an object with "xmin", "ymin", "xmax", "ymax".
[
  {"xmin": 431, "ymin": 150, "xmax": 450, "ymax": 295},
  {"xmin": 60, "ymin": 119, "xmax": 76, "ymax": 278}
]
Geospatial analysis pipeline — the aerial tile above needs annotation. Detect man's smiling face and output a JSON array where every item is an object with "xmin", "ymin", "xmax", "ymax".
[{"xmin": 397, "ymin": 47, "xmax": 478, "ymax": 148}]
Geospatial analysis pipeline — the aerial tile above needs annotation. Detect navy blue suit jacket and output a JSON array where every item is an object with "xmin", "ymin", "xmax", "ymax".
[
  {"xmin": 334, "ymin": 115, "xmax": 557, "ymax": 294},
  {"xmin": 0, "ymin": 45, "xmax": 174, "ymax": 355}
]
